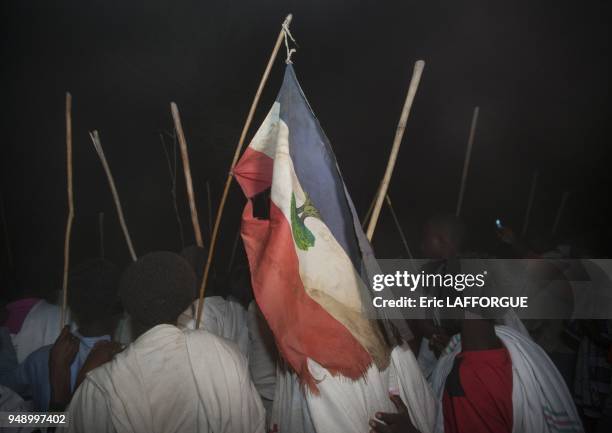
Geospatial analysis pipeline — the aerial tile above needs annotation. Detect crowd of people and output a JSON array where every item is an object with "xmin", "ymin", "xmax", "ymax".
[{"xmin": 0, "ymin": 214, "xmax": 610, "ymax": 433}]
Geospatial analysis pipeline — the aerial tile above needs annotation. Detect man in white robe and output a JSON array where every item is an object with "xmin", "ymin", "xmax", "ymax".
[{"xmin": 65, "ymin": 251, "xmax": 265, "ymax": 433}]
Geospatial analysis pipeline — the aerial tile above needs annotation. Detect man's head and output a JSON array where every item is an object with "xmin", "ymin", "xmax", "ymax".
[
  {"xmin": 68, "ymin": 259, "xmax": 122, "ymax": 331},
  {"xmin": 421, "ymin": 214, "xmax": 466, "ymax": 259},
  {"xmin": 119, "ymin": 251, "xmax": 196, "ymax": 330}
]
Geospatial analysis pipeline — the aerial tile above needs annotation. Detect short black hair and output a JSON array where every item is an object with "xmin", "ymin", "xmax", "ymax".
[
  {"xmin": 119, "ymin": 251, "xmax": 196, "ymax": 328},
  {"xmin": 68, "ymin": 259, "xmax": 122, "ymax": 326}
]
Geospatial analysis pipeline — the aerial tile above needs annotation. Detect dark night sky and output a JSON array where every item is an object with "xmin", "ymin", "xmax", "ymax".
[{"xmin": 1, "ymin": 0, "xmax": 610, "ymax": 294}]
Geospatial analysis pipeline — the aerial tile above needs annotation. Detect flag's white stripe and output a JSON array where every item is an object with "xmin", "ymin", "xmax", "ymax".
[
  {"xmin": 268, "ymin": 117, "xmax": 366, "ymax": 312},
  {"xmin": 247, "ymin": 102, "xmax": 280, "ymax": 160}
]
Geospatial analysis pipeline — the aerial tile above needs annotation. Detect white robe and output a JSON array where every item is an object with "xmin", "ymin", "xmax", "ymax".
[
  {"xmin": 430, "ymin": 325, "xmax": 583, "ymax": 433},
  {"xmin": 10, "ymin": 300, "xmax": 66, "ymax": 363},
  {"xmin": 178, "ymin": 297, "xmax": 249, "ymax": 357},
  {"xmin": 270, "ymin": 344, "xmax": 436, "ymax": 433},
  {"xmin": 65, "ymin": 325, "xmax": 265, "ymax": 433}
]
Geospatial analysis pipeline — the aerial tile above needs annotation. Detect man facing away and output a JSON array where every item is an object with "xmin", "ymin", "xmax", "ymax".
[
  {"xmin": 0, "ymin": 259, "xmax": 122, "ymax": 411},
  {"xmin": 66, "ymin": 251, "xmax": 265, "ymax": 433}
]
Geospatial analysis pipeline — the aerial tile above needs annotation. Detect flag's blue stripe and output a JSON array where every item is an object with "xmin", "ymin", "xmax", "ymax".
[{"xmin": 277, "ymin": 65, "xmax": 363, "ymax": 271}]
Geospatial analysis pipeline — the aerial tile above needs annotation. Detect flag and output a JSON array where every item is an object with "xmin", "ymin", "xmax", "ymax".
[{"xmin": 234, "ymin": 65, "xmax": 389, "ymax": 390}]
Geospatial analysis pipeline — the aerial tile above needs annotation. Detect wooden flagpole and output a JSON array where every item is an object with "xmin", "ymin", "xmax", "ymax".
[
  {"xmin": 521, "ymin": 170, "xmax": 538, "ymax": 239},
  {"xmin": 89, "ymin": 130, "xmax": 137, "ymax": 262},
  {"xmin": 552, "ymin": 190, "xmax": 570, "ymax": 235},
  {"xmin": 366, "ymin": 60, "xmax": 425, "ymax": 241},
  {"xmin": 60, "ymin": 92, "xmax": 74, "ymax": 327},
  {"xmin": 171, "ymin": 102, "xmax": 204, "ymax": 248},
  {"xmin": 195, "ymin": 14, "xmax": 293, "ymax": 328},
  {"xmin": 98, "ymin": 212, "xmax": 105, "ymax": 258},
  {"xmin": 455, "ymin": 106, "xmax": 480, "ymax": 217}
]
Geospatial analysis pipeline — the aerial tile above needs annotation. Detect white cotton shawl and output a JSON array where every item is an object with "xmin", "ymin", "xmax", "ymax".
[
  {"xmin": 66, "ymin": 325, "xmax": 265, "ymax": 433},
  {"xmin": 430, "ymin": 325, "xmax": 583, "ymax": 433}
]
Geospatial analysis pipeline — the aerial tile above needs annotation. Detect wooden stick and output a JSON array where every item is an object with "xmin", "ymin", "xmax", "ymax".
[
  {"xmin": 385, "ymin": 194, "xmax": 415, "ymax": 261},
  {"xmin": 60, "ymin": 92, "xmax": 74, "ymax": 327},
  {"xmin": 552, "ymin": 191, "xmax": 570, "ymax": 235},
  {"xmin": 455, "ymin": 106, "xmax": 480, "ymax": 217},
  {"xmin": 366, "ymin": 60, "xmax": 425, "ymax": 241},
  {"xmin": 361, "ymin": 182, "xmax": 381, "ymax": 227},
  {"xmin": 521, "ymin": 170, "xmax": 539, "ymax": 239},
  {"xmin": 195, "ymin": 14, "xmax": 293, "ymax": 328},
  {"xmin": 98, "ymin": 212, "xmax": 105, "ymax": 258},
  {"xmin": 89, "ymin": 130, "xmax": 137, "ymax": 262},
  {"xmin": 171, "ymin": 103, "xmax": 204, "ymax": 248},
  {"xmin": 206, "ymin": 180, "xmax": 213, "ymax": 240},
  {"xmin": 0, "ymin": 192, "xmax": 13, "ymax": 269},
  {"xmin": 160, "ymin": 131, "xmax": 185, "ymax": 250}
]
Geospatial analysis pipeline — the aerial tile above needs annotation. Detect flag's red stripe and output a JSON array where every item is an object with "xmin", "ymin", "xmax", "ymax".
[{"xmin": 236, "ymin": 147, "xmax": 373, "ymax": 390}]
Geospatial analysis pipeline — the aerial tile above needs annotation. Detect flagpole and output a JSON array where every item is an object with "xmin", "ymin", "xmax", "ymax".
[
  {"xmin": 89, "ymin": 130, "xmax": 137, "ymax": 262},
  {"xmin": 195, "ymin": 14, "xmax": 293, "ymax": 328},
  {"xmin": 366, "ymin": 60, "xmax": 425, "ymax": 241},
  {"xmin": 521, "ymin": 170, "xmax": 538, "ymax": 239},
  {"xmin": 171, "ymin": 102, "xmax": 204, "ymax": 248},
  {"xmin": 552, "ymin": 190, "xmax": 570, "ymax": 235},
  {"xmin": 455, "ymin": 106, "xmax": 479, "ymax": 217},
  {"xmin": 60, "ymin": 92, "xmax": 74, "ymax": 327}
]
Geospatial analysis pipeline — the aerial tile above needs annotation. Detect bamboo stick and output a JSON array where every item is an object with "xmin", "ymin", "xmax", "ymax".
[
  {"xmin": 60, "ymin": 92, "xmax": 74, "ymax": 327},
  {"xmin": 552, "ymin": 191, "xmax": 570, "ymax": 235},
  {"xmin": 366, "ymin": 60, "xmax": 425, "ymax": 241},
  {"xmin": 89, "ymin": 130, "xmax": 137, "ymax": 262},
  {"xmin": 361, "ymin": 182, "xmax": 381, "ymax": 227},
  {"xmin": 171, "ymin": 103, "xmax": 204, "ymax": 248},
  {"xmin": 455, "ymin": 106, "xmax": 480, "ymax": 217},
  {"xmin": 195, "ymin": 14, "xmax": 293, "ymax": 328},
  {"xmin": 227, "ymin": 228, "xmax": 241, "ymax": 273},
  {"xmin": 521, "ymin": 170, "xmax": 539, "ymax": 239}
]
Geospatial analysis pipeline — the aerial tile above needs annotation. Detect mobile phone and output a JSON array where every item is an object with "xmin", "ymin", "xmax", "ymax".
[{"xmin": 495, "ymin": 218, "xmax": 503, "ymax": 229}]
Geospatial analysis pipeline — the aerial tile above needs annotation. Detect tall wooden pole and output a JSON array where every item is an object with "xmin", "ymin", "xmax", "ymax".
[
  {"xmin": 60, "ymin": 92, "xmax": 74, "ymax": 327},
  {"xmin": 366, "ymin": 60, "xmax": 425, "ymax": 241},
  {"xmin": 455, "ymin": 106, "xmax": 479, "ymax": 217},
  {"xmin": 160, "ymin": 131, "xmax": 185, "ymax": 250},
  {"xmin": 195, "ymin": 14, "xmax": 293, "ymax": 328},
  {"xmin": 171, "ymin": 102, "xmax": 204, "ymax": 248},
  {"xmin": 521, "ymin": 170, "xmax": 539, "ymax": 239},
  {"xmin": 89, "ymin": 131, "xmax": 137, "ymax": 262},
  {"xmin": 385, "ymin": 194, "xmax": 415, "ymax": 261}
]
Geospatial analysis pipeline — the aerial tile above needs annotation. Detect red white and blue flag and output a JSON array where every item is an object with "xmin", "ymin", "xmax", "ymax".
[{"xmin": 234, "ymin": 65, "xmax": 389, "ymax": 390}]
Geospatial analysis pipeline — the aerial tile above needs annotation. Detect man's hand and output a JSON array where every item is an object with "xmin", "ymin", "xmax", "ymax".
[
  {"xmin": 49, "ymin": 326, "xmax": 79, "ymax": 408},
  {"xmin": 369, "ymin": 394, "xmax": 421, "ymax": 433},
  {"xmin": 75, "ymin": 340, "xmax": 123, "ymax": 388}
]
